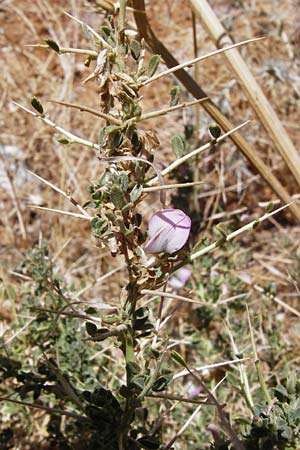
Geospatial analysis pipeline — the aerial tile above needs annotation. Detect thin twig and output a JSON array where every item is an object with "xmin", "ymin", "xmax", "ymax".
[
  {"xmin": 223, "ymin": 319, "xmax": 254, "ymax": 411},
  {"xmin": 48, "ymin": 99, "xmax": 122, "ymax": 125},
  {"xmin": 142, "ymin": 37, "xmax": 265, "ymax": 86},
  {"xmin": 0, "ymin": 397, "xmax": 88, "ymax": 420},
  {"xmin": 64, "ymin": 11, "xmax": 111, "ymax": 49},
  {"xmin": 28, "ymin": 205, "xmax": 90, "ymax": 220},
  {"xmin": 28, "ymin": 170, "xmax": 91, "ymax": 218},
  {"xmin": 74, "ymin": 265, "xmax": 126, "ymax": 297},
  {"xmin": 0, "ymin": 319, "xmax": 35, "ymax": 349},
  {"xmin": 147, "ymin": 392, "xmax": 216, "ymax": 405},
  {"xmin": 143, "ymin": 180, "xmax": 205, "ymax": 192},
  {"xmin": 191, "ymin": 202, "xmax": 295, "ymax": 261},
  {"xmin": 173, "ymin": 356, "xmax": 251, "ymax": 380},
  {"xmin": 183, "ymin": 366, "xmax": 245, "ymax": 450},
  {"xmin": 141, "ymin": 289, "xmax": 209, "ymax": 305},
  {"xmin": 136, "ymin": 97, "xmax": 208, "ymax": 122},
  {"xmin": 245, "ymin": 303, "xmax": 272, "ymax": 405},
  {"xmin": 25, "ymin": 43, "xmax": 98, "ymax": 56},
  {"xmin": 148, "ymin": 120, "xmax": 250, "ymax": 186},
  {"xmin": 12, "ymin": 101, "xmax": 99, "ymax": 152},
  {"xmin": 163, "ymin": 378, "xmax": 226, "ymax": 450},
  {"xmin": 0, "ymin": 153, "xmax": 27, "ymax": 240}
]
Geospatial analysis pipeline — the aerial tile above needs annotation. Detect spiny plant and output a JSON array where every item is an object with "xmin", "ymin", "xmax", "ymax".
[{"xmin": 1, "ymin": 2, "xmax": 298, "ymax": 450}]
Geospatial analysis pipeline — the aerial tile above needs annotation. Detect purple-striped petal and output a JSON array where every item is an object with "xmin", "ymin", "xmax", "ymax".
[{"xmin": 144, "ymin": 209, "xmax": 191, "ymax": 254}]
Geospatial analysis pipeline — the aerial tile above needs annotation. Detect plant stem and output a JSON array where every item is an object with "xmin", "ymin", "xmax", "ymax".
[
  {"xmin": 142, "ymin": 37, "xmax": 265, "ymax": 86},
  {"xmin": 25, "ymin": 44, "xmax": 98, "ymax": 56},
  {"xmin": 255, "ymin": 360, "xmax": 272, "ymax": 405},
  {"xmin": 191, "ymin": 202, "xmax": 293, "ymax": 261},
  {"xmin": 12, "ymin": 102, "xmax": 99, "ymax": 151},
  {"xmin": 119, "ymin": 0, "xmax": 128, "ymax": 33}
]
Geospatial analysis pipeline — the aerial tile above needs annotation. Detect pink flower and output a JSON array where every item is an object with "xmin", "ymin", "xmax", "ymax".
[
  {"xmin": 169, "ymin": 267, "xmax": 192, "ymax": 289},
  {"xmin": 144, "ymin": 209, "xmax": 191, "ymax": 254}
]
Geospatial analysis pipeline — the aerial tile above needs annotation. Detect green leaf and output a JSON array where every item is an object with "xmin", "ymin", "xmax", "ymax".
[
  {"xmin": 31, "ymin": 97, "xmax": 44, "ymax": 114},
  {"xmin": 128, "ymin": 375, "xmax": 145, "ymax": 393},
  {"xmin": 104, "ymin": 125, "xmax": 121, "ymax": 136},
  {"xmin": 112, "ymin": 131, "xmax": 124, "ymax": 148},
  {"xmin": 215, "ymin": 223, "xmax": 227, "ymax": 238},
  {"xmin": 131, "ymin": 130, "xmax": 142, "ymax": 155},
  {"xmin": 147, "ymin": 55, "xmax": 160, "ymax": 77},
  {"xmin": 130, "ymin": 39, "xmax": 141, "ymax": 60},
  {"xmin": 99, "ymin": 25, "xmax": 115, "ymax": 45},
  {"xmin": 133, "ymin": 320, "xmax": 153, "ymax": 331},
  {"xmin": 130, "ymin": 184, "xmax": 143, "ymax": 203},
  {"xmin": 93, "ymin": 328, "xmax": 110, "ymax": 341},
  {"xmin": 110, "ymin": 184, "xmax": 126, "ymax": 209},
  {"xmin": 132, "ymin": 308, "xmax": 152, "ymax": 330},
  {"xmin": 152, "ymin": 375, "xmax": 172, "ymax": 392},
  {"xmin": 171, "ymin": 134, "xmax": 185, "ymax": 158},
  {"xmin": 265, "ymin": 201, "xmax": 274, "ymax": 213},
  {"xmin": 56, "ymin": 137, "xmax": 70, "ymax": 145},
  {"xmin": 91, "ymin": 217, "xmax": 107, "ymax": 231},
  {"xmin": 170, "ymin": 85, "xmax": 180, "ymax": 106},
  {"xmin": 119, "ymin": 172, "xmax": 129, "ymax": 192},
  {"xmin": 85, "ymin": 322, "xmax": 98, "ymax": 336},
  {"xmin": 119, "ymin": 385, "xmax": 131, "ymax": 398},
  {"xmin": 171, "ymin": 350, "xmax": 187, "ymax": 367},
  {"xmin": 215, "ymin": 237, "xmax": 227, "ymax": 247},
  {"xmin": 143, "ymin": 346, "xmax": 160, "ymax": 360},
  {"xmin": 82, "ymin": 23, "xmax": 94, "ymax": 43},
  {"xmin": 122, "ymin": 203, "xmax": 133, "ymax": 214},
  {"xmin": 85, "ymin": 307, "xmax": 97, "ymax": 315},
  {"xmin": 280, "ymin": 425, "xmax": 293, "ymax": 440},
  {"xmin": 209, "ymin": 124, "xmax": 222, "ymax": 139},
  {"xmin": 126, "ymin": 361, "xmax": 140, "ymax": 378},
  {"xmin": 99, "ymin": 128, "xmax": 106, "ymax": 148},
  {"xmin": 133, "ymin": 307, "xmax": 149, "ymax": 321},
  {"xmin": 134, "ymin": 103, "xmax": 142, "ymax": 117},
  {"xmin": 45, "ymin": 38, "xmax": 60, "ymax": 53},
  {"xmin": 274, "ymin": 384, "xmax": 289, "ymax": 401}
]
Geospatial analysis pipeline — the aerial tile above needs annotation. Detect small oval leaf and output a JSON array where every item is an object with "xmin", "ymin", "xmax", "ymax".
[
  {"xmin": 45, "ymin": 38, "xmax": 60, "ymax": 53},
  {"xmin": 86, "ymin": 321, "xmax": 98, "ymax": 336},
  {"xmin": 148, "ymin": 55, "xmax": 160, "ymax": 77},
  {"xmin": 170, "ymin": 85, "xmax": 180, "ymax": 106},
  {"xmin": 171, "ymin": 350, "xmax": 187, "ymax": 368},
  {"xmin": 31, "ymin": 97, "xmax": 44, "ymax": 114},
  {"xmin": 171, "ymin": 135, "xmax": 185, "ymax": 158},
  {"xmin": 57, "ymin": 137, "xmax": 70, "ymax": 145},
  {"xmin": 208, "ymin": 124, "xmax": 222, "ymax": 140},
  {"xmin": 130, "ymin": 39, "xmax": 141, "ymax": 60}
]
